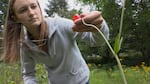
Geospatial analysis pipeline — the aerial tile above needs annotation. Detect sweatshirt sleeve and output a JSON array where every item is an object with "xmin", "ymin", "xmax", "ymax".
[
  {"xmin": 53, "ymin": 17, "xmax": 109, "ymax": 47},
  {"xmin": 21, "ymin": 48, "xmax": 38, "ymax": 84},
  {"xmin": 90, "ymin": 19, "xmax": 109, "ymax": 47},
  {"xmin": 72, "ymin": 19, "xmax": 109, "ymax": 47}
]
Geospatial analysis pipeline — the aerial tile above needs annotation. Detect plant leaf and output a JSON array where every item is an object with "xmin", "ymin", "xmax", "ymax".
[{"xmin": 114, "ymin": 34, "xmax": 123, "ymax": 54}]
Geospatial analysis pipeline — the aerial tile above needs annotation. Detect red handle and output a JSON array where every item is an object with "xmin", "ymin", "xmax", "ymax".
[{"xmin": 72, "ymin": 14, "xmax": 80, "ymax": 21}]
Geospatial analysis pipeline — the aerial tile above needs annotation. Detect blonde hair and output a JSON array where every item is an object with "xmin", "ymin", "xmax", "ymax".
[{"xmin": 1, "ymin": 0, "xmax": 47, "ymax": 63}]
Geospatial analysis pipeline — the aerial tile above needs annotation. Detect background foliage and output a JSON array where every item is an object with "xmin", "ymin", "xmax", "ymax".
[
  {"xmin": 0, "ymin": 0, "xmax": 150, "ymax": 66},
  {"xmin": 45, "ymin": 0, "xmax": 81, "ymax": 18},
  {"xmin": 0, "ymin": 0, "xmax": 150, "ymax": 84},
  {"xmin": 78, "ymin": 0, "xmax": 150, "ymax": 66}
]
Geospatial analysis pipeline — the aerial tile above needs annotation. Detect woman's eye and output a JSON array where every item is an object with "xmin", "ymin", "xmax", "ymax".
[
  {"xmin": 31, "ymin": 4, "xmax": 37, "ymax": 9},
  {"xmin": 17, "ymin": 4, "xmax": 37, "ymax": 14},
  {"xmin": 19, "ymin": 8, "xmax": 27, "ymax": 13}
]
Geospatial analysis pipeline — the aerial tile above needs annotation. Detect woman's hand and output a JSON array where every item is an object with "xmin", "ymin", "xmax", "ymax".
[{"xmin": 72, "ymin": 11, "xmax": 103, "ymax": 32}]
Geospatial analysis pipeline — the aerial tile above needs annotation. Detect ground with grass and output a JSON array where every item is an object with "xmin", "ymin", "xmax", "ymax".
[{"xmin": 0, "ymin": 63, "xmax": 150, "ymax": 84}]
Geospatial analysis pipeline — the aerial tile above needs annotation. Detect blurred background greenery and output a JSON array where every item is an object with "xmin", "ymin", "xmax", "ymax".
[{"xmin": 0, "ymin": 0, "xmax": 150, "ymax": 84}]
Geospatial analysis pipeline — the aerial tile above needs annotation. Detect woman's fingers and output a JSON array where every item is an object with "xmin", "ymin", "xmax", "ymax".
[
  {"xmin": 72, "ymin": 11, "xmax": 103, "ymax": 32},
  {"xmin": 72, "ymin": 23, "xmax": 101, "ymax": 32}
]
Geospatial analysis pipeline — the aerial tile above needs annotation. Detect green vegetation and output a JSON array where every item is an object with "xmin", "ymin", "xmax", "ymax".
[
  {"xmin": 89, "ymin": 64, "xmax": 150, "ymax": 84},
  {"xmin": 0, "ymin": 0, "xmax": 150, "ymax": 84},
  {"xmin": 0, "ymin": 63, "xmax": 149, "ymax": 84},
  {"xmin": 0, "ymin": 63, "xmax": 22, "ymax": 84}
]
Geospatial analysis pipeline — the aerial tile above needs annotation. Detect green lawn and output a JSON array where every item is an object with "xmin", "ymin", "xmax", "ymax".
[
  {"xmin": 89, "ymin": 67, "xmax": 150, "ymax": 84},
  {"xmin": 0, "ymin": 63, "xmax": 150, "ymax": 84}
]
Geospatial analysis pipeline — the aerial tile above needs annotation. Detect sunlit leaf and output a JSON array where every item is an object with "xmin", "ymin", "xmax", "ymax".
[{"xmin": 114, "ymin": 34, "xmax": 123, "ymax": 54}]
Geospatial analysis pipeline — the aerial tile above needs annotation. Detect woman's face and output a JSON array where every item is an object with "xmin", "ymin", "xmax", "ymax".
[{"xmin": 13, "ymin": 0, "xmax": 42, "ymax": 28}]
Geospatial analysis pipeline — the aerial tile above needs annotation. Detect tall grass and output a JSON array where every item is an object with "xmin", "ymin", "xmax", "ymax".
[
  {"xmin": 0, "ymin": 63, "xmax": 149, "ymax": 84},
  {"xmin": 82, "ymin": 0, "xmax": 127, "ymax": 83},
  {"xmin": 89, "ymin": 65, "xmax": 150, "ymax": 84},
  {"xmin": 0, "ymin": 63, "xmax": 22, "ymax": 84}
]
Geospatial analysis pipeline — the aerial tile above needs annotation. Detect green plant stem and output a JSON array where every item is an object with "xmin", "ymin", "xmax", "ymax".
[
  {"xmin": 82, "ymin": 19, "xmax": 127, "ymax": 84},
  {"xmin": 119, "ymin": 0, "xmax": 126, "ymax": 38}
]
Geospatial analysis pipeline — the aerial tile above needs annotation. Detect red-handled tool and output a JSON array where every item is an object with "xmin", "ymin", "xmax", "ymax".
[{"xmin": 72, "ymin": 14, "xmax": 81, "ymax": 21}]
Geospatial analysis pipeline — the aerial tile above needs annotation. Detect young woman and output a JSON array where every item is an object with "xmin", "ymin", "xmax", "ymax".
[{"xmin": 1, "ymin": 0, "xmax": 109, "ymax": 84}]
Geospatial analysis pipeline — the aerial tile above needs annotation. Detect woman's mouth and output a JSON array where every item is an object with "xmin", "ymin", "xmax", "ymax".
[{"xmin": 29, "ymin": 18, "xmax": 37, "ymax": 22}]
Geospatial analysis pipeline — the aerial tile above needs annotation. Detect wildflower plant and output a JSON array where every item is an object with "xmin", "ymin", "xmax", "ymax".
[{"xmin": 73, "ymin": 0, "xmax": 127, "ymax": 84}]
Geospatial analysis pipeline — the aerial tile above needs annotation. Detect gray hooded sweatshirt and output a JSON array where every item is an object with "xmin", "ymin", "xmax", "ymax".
[{"xmin": 20, "ymin": 17, "xmax": 109, "ymax": 84}]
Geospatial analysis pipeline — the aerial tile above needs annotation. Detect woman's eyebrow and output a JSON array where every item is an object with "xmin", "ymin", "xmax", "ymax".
[{"xmin": 17, "ymin": 3, "xmax": 37, "ymax": 11}]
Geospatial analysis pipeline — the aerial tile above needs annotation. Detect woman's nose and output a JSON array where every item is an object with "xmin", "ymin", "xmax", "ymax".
[{"xmin": 28, "ymin": 8, "xmax": 34, "ymax": 17}]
